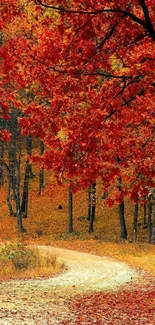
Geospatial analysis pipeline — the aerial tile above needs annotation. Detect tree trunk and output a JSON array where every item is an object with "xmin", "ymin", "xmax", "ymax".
[
  {"xmin": 7, "ymin": 113, "xmax": 17, "ymax": 216},
  {"xmin": 0, "ymin": 140, "xmax": 4, "ymax": 186},
  {"xmin": 143, "ymin": 196, "xmax": 147, "ymax": 226},
  {"xmin": 38, "ymin": 141, "xmax": 44, "ymax": 195},
  {"xmin": 16, "ymin": 191, "xmax": 26, "ymax": 232},
  {"xmin": 21, "ymin": 161, "xmax": 29, "ymax": 218},
  {"xmin": 26, "ymin": 136, "xmax": 34, "ymax": 178},
  {"xmin": 15, "ymin": 149, "xmax": 26, "ymax": 233},
  {"xmin": 87, "ymin": 186, "xmax": 91, "ymax": 220},
  {"xmin": 147, "ymin": 199, "xmax": 152, "ymax": 244},
  {"xmin": 68, "ymin": 187, "xmax": 73, "ymax": 233},
  {"xmin": 7, "ymin": 177, "xmax": 15, "ymax": 216},
  {"xmin": 119, "ymin": 201, "xmax": 127, "ymax": 239},
  {"xmin": 117, "ymin": 177, "xmax": 127, "ymax": 240},
  {"xmin": 153, "ymin": 202, "xmax": 155, "ymax": 245},
  {"xmin": 21, "ymin": 136, "xmax": 32, "ymax": 217},
  {"xmin": 88, "ymin": 182, "xmax": 96, "ymax": 233},
  {"xmin": 8, "ymin": 110, "xmax": 26, "ymax": 232},
  {"xmin": 133, "ymin": 203, "xmax": 138, "ymax": 242}
]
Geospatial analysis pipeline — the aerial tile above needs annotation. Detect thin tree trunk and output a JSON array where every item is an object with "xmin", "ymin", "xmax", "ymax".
[
  {"xmin": 117, "ymin": 177, "xmax": 127, "ymax": 240},
  {"xmin": 87, "ymin": 186, "xmax": 91, "ymax": 220},
  {"xmin": 8, "ymin": 110, "xmax": 26, "ymax": 232},
  {"xmin": 153, "ymin": 202, "xmax": 155, "ymax": 245},
  {"xmin": 15, "ymin": 151, "xmax": 26, "ymax": 233},
  {"xmin": 148, "ymin": 199, "xmax": 152, "ymax": 244},
  {"xmin": 7, "ymin": 177, "xmax": 15, "ymax": 216},
  {"xmin": 133, "ymin": 203, "xmax": 138, "ymax": 242},
  {"xmin": 16, "ymin": 191, "xmax": 26, "ymax": 232},
  {"xmin": 7, "ymin": 134, "xmax": 16, "ymax": 217},
  {"xmin": 0, "ymin": 141, "xmax": 4, "ymax": 186},
  {"xmin": 21, "ymin": 161, "xmax": 29, "ymax": 218},
  {"xmin": 26, "ymin": 136, "xmax": 34, "ymax": 178},
  {"xmin": 88, "ymin": 182, "xmax": 96, "ymax": 233},
  {"xmin": 143, "ymin": 196, "xmax": 147, "ymax": 226},
  {"xmin": 0, "ymin": 167, "xmax": 4, "ymax": 187},
  {"xmin": 21, "ymin": 137, "xmax": 32, "ymax": 217},
  {"xmin": 38, "ymin": 141, "xmax": 44, "ymax": 195},
  {"xmin": 119, "ymin": 201, "xmax": 127, "ymax": 239},
  {"xmin": 68, "ymin": 187, "xmax": 73, "ymax": 233}
]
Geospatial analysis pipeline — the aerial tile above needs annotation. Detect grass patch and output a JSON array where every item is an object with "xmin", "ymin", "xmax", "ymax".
[{"xmin": 0, "ymin": 242, "xmax": 65, "ymax": 281}]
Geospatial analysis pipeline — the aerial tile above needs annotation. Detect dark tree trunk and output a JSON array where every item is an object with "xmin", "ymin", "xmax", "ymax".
[
  {"xmin": 119, "ymin": 201, "xmax": 127, "ymax": 239},
  {"xmin": 143, "ymin": 203, "xmax": 147, "ymax": 225},
  {"xmin": 153, "ymin": 202, "xmax": 155, "ymax": 245},
  {"xmin": 7, "ymin": 178, "xmax": 15, "ymax": 216},
  {"xmin": 21, "ymin": 161, "xmax": 29, "ymax": 218},
  {"xmin": 147, "ymin": 199, "xmax": 152, "ymax": 244},
  {"xmin": 16, "ymin": 191, "xmax": 26, "ymax": 232},
  {"xmin": 8, "ymin": 110, "xmax": 26, "ymax": 232},
  {"xmin": 68, "ymin": 187, "xmax": 73, "ymax": 233},
  {"xmin": 88, "ymin": 182, "xmax": 96, "ymax": 233},
  {"xmin": 7, "ymin": 112, "xmax": 17, "ymax": 216},
  {"xmin": 0, "ymin": 167, "xmax": 4, "ymax": 187},
  {"xmin": 26, "ymin": 136, "xmax": 34, "ymax": 178},
  {"xmin": 87, "ymin": 186, "xmax": 91, "ymax": 220},
  {"xmin": 38, "ymin": 141, "xmax": 44, "ymax": 195},
  {"xmin": 133, "ymin": 203, "xmax": 138, "ymax": 242},
  {"xmin": 143, "ymin": 196, "xmax": 147, "ymax": 226},
  {"xmin": 117, "ymin": 177, "xmax": 127, "ymax": 240},
  {"xmin": 21, "ymin": 136, "xmax": 32, "ymax": 218},
  {"xmin": 0, "ymin": 141, "xmax": 4, "ymax": 186},
  {"xmin": 16, "ymin": 144, "xmax": 26, "ymax": 232}
]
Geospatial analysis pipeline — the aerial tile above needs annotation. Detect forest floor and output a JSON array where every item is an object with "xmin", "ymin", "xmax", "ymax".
[
  {"xmin": 0, "ymin": 245, "xmax": 155, "ymax": 325},
  {"xmin": 0, "ymin": 175, "xmax": 155, "ymax": 324}
]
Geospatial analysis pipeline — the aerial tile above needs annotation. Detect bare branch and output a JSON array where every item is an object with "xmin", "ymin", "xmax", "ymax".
[
  {"xmin": 30, "ymin": 55, "xmax": 66, "ymax": 74},
  {"xmin": 37, "ymin": 0, "xmax": 146, "ymax": 29},
  {"xmin": 139, "ymin": 0, "xmax": 155, "ymax": 39}
]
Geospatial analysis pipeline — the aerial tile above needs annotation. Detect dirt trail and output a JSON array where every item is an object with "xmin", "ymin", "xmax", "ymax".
[
  {"xmin": 30, "ymin": 245, "xmax": 138, "ymax": 291},
  {"xmin": 0, "ymin": 246, "xmax": 141, "ymax": 324}
]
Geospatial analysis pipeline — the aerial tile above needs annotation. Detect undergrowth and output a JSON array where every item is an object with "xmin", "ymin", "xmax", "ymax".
[{"xmin": 0, "ymin": 242, "xmax": 64, "ymax": 280}]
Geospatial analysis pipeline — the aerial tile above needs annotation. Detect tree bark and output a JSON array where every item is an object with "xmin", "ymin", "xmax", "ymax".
[
  {"xmin": 147, "ymin": 199, "xmax": 152, "ymax": 244},
  {"xmin": 143, "ymin": 200, "xmax": 147, "ymax": 226},
  {"xmin": 153, "ymin": 202, "xmax": 155, "ymax": 245},
  {"xmin": 133, "ymin": 203, "xmax": 138, "ymax": 242},
  {"xmin": 26, "ymin": 136, "xmax": 34, "ymax": 178},
  {"xmin": 21, "ymin": 136, "xmax": 33, "ymax": 217},
  {"xmin": 117, "ymin": 177, "xmax": 127, "ymax": 240},
  {"xmin": 0, "ymin": 140, "xmax": 4, "ymax": 186},
  {"xmin": 21, "ymin": 160, "xmax": 29, "ymax": 218},
  {"xmin": 15, "ymin": 136, "xmax": 26, "ymax": 232},
  {"xmin": 7, "ymin": 178, "xmax": 15, "ymax": 216},
  {"xmin": 8, "ymin": 110, "xmax": 26, "ymax": 232},
  {"xmin": 7, "ymin": 112, "xmax": 17, "ymax": 216},
  {"xmin": 68, "ymin": 187, "xmax": 73, "ymax": 233},
  {"xmin": 87, "ymin": 186, "xmax": 91, "ymax": 220},
  {"xmin": 88, "ymin": 182, "xmax": 96, "ymax": 233}
]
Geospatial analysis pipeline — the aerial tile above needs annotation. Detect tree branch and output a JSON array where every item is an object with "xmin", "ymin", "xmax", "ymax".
[
  {"xmin": 97, "ymin": 23, "xmax": 118, "ymax": 50},
  {"xmin": 139, "ymin": 0, "xmax": 155, "ymax": 40},
  {"xmin": 37, "ymin": 0, "xmax": 146, "ymax": 28},
  {"xmin": 30, "ymin": 54, "xmax": 66, "ymax": 74}
]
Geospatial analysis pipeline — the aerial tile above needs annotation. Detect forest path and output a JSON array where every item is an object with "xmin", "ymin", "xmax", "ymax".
[
  {"xmin": 0, "ymin": 246, "xmax": 145, "ymax": 324},
  {"xmin": 31, "ymin": 245, "xmax": 138, "ymax": 291}
]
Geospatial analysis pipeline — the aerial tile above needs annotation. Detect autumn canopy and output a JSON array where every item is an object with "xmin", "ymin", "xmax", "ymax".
[{"xmin": 0, "ymin": 0, "xmax": 155, "ymax": 203}]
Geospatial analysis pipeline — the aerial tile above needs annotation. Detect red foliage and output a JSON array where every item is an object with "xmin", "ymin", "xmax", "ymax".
[
  {"xmin": 70, "ymin": 287, "xmax": 155, "ymax": 325},
  {"xmin": 0, "ymin": 130, "xmax": 11, "ymax": 142},
  {"xmin": 0, "ymin": 0, "xmax": 155, "ymax": 201}
]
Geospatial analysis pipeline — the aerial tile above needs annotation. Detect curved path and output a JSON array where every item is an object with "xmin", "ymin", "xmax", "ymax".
[
  {"xmin": 0, "ymin": 246, "xmax": 139, "ymax": 324},
  {"xmin": 31, "ymin": 245, "xmax": 137, "ymax": 291}
]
